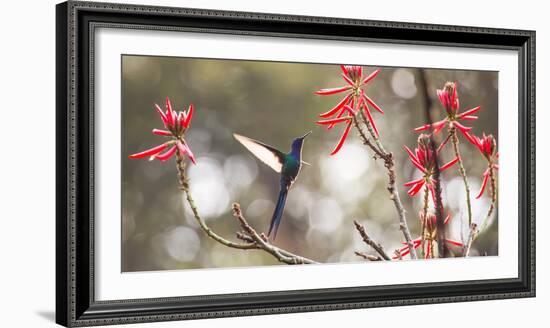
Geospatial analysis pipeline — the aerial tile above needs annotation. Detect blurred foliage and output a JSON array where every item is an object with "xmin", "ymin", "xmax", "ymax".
[{"xmin": 122, "ymin": 55, "xmax": 498, "ymax": 272}]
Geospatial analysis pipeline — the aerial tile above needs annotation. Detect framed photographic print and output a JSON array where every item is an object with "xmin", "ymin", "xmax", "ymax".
[{"xmin": 56, "ymin": 1, "xmax": 535, "ymax": 326}]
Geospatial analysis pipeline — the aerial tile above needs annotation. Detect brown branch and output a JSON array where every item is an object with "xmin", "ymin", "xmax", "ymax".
[
  {"xmin": 353, "ymin": 103, "xmax": 417, "ymax": 260},
  {"xmin": 353, "ymin": 220, "xmax": 391, "ymax": 260},
  {"xmin": 232, "ymin": 204, "xmax": 318, "ymax": 264},
  {"xmin": 175, "ymin": 152, "xmax": 318, "ymax": 265},
  {"xmin": 393, "ymin": 249, "xmax": 403, "ymax": 260},
  {"xmin": 450, "ymin": 127, "xmax": 473, "ymax": 226},
  {"xmin": 463, "ymin": 222, "xmax": 478, "ymax": 257},
  {"xmin": 355, "ymin": 251, "xmax": 382, "ymax": 261},
  {"xmin": 417, "ymin": 70, "xmax": 447, "ymax": 258},
  {"xmin": 420, "ymin": 185, "xmax": 430, "ymax": 258},
  {"xmin": 352, "ymin": 115, "xmax": 384, "ymax": 159}
]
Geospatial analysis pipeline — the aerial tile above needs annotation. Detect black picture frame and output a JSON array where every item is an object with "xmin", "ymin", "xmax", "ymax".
[{"xmin": 56, "ymin": 1, "xmax": 536, "ymax": 326}]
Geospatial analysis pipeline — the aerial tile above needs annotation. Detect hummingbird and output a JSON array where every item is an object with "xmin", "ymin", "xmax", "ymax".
[{"xmin": 233, "ymin": 131, "xmax": 311, "ymax": 240}]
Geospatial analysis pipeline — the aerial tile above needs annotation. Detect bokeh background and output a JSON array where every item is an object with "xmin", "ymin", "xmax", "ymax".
[{"xmin": 122, "ymin": 55, "xmax": 498, "ymax": 272}]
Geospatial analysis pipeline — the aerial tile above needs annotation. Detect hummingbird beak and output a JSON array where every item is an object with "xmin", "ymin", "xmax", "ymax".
[{"xmin": 300, "ymin": 131, "xmax": 312, "ymax": 139}]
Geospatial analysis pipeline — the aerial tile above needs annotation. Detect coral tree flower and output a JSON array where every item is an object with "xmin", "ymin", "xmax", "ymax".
[
  {"xmin": 403, "ymin": 134, "xmax": 458, "ymax": 201},
  {"xmin": 414, "ymin": 82, "xmax": 481, "ymax": 144},
  {"xmin": 128, "ymin": 97, "xmax": 196, "ymax": 164},
  {"xmin": 466, "ymin": 133, "xmax": 499, "ymax": 198},
  {"xmin": 315, "ymin": 65, "xmax": 383, "ymax": 155},
  {"xmin": 394, "ymin": 212, "xmax": 463, "ymax": 259}
]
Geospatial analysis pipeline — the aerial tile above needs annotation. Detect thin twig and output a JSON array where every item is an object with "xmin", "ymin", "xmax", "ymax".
[
  {"xmin": 353, "ymin": 220, "xmax": 391, "ymax": 260},
  {"xmin": 393, "ymin": 249, "xmax": 403, "ymax": 260},
  {"xmin": 355, "ymin": 251, "xmax": 382, "ymax": 261},
  {"xmin": 464, "ymin": 164, "xmax": 497, "ymax": 256},
  {"xmin": 352, "ymin": 115, "xmax": 384, "ymax": 159},
  {"xmin": 354, "ymin": 104, "xmax": 417, "ymax": 260},
  {"xmin": 420, "ymin": 185, "xmax": 430, "ymax": 258},
  {"xmin": 479, "ymin": 165, "xmax": 498, "ymax": 233},
  {"xmin": 232, "ymin": 204, "xmax": 318, "ymax": 264},
  {"xmin": 463, "ymin": 222, "xmax": 478, "ymax": 257},
  {"xmin": 450, "ymin": 127, "xmax": 473, "ymax": 226},
  {"xmin": 175, "ymin": 152, "xmax": 318, "ymax": 264}
]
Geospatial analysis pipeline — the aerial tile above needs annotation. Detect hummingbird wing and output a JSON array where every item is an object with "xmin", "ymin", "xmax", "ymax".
[{"xmin": 233, "ymin": 133, "xmax": 285, "ymax": 173}]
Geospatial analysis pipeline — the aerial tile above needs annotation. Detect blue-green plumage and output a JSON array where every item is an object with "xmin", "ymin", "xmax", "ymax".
[{"xmin": 233, "ymin": 131, "xmax": 311, "ymax": 240}]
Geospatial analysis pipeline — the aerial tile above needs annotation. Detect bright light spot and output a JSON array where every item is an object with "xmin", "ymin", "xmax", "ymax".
[
  {"xmin": 224, "ymin": 155, "xmax": 259, "ymax": 194},
  {"xmin": 445, "ymin": 177, "xmax": 490, "ymax": 240},
  {"xmin": 321, "ymin": 141, "xmax": 370, "ymax": 184},
  {"xmin": 308, "ymin": 197, "xmax": 343, "ymax": 234},
  {"xmin": 163, "ymin": 226, "xmax": 201, "ymax": 262},
  {"xmin": 319, "ymin": 142, "xmax": 372, "ymax": 203},
  {"xmin": 286, "ymin": 185, "xmax": 315, "ymax": 222},
  {"xmin": 391, "ymin": 68, "xmax": 417, "ymax": 99},
  {"xmin": 186, "ymin": 157, "xmax": 230, "ymax": 220}
]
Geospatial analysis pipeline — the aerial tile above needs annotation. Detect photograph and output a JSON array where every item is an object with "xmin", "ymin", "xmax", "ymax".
[{"xmin": 122, "ymin": 55, "xmax": 499, "ymax": 272}]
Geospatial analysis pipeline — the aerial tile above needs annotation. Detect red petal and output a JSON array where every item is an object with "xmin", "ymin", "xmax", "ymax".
[
  {"xmin": 437, "ymin": 89, "xmax": 448, "ymax": 108},
  {"xmin": 407, "ymin": 180, "xmax": 425, "ymax": 196},
  {"xmin": 362, "ymin": 68, "xmax": 381, "ymax": 85},
  {"xmin": 451, "ymin": 83, "xmax": 458, "ymax": 110},
  {"xmin": 319, "ymin": 94, "xmax": 352, "ymax": 118},
  {"xmin": 340, "ymin": 65, "xmax": 348, "ymax": 75},
  {"xmin": 464, "ymin": 132, "xmax": 479, "ymax": 147},
  {"xmin": 414, "ymin": 124, "xmax": 431, "ymax": 132},
  {"xmin": 152, "ymin": 145, "xmax": 177, "ymax": 161},
  {"xmin": 176, "ymin": 141, "xmax": 187, "ymax": 156},
  {"xmin": 177, "ymin": 112, "xmax": 185, "ymax": 126},
  {"xmin": 404, "ymin": 177, "xmax": 424, "ymax": 187},
  {"xmin": 185, "ymin": 143, "xmax": 197, "ymax": 164},
  {"xmin": 128, "ymin": 143, "xmax": 168, "ymax": 159},
  {"xmin": 341, "ymin": 73, "xmax": 355, "ymax": 86},
  {"xmin": 317, "ymin": 116, "xmax": 352, "ymax": 125},
  {"xmin": 315, "ymin": 86, "xmax": 351, "ymax": 95},
  {"xmin": 327, "ymin": 110, "xmax": 346, "ymax": 130},
  {"xmin": 440, "ymin": 157, "xmax": 459, "ymax": 171},
  {"xmin": 403, "ymin": 145, "xmax": 420, "ymax": 164},
  {"xmin": 458, "ymin": 106, "xmax": 481, "ymax": 118},
  {"xmin": 330, "ymin": 121, "xmax": 352, "ymax": 155},
  {"xmin": 165, "ymin": 97, "xmax": 173, "ymax": 125},
  {"xmin": 176, "ymin": 141, "xmax": 196, "ymax": 164},
  {"xmin": 446, "ymin": 239, "xmax": 464, "ymax": 247},
  {"xmin": 461, "ymin": 115, "xmax": 478, "ymax": 121},
  {"xmin": 425, "ymin": 242, "xmax": 431, "ymax": 259},
  {"xmin": 183, "ymin": 104, "xmax": 194, "ymax": 128},
  {"xmin": 363, "ymin": 93, "xmax": 384, "ymax": 114},
  {"xmin": 443, "ymin": 214, "xmax": 451, "ymax": 225},
  {"xmin": 475, "ymin": 170, "xmax": 490, "ymax": 199},
  {"xmin": 433, "ymin": 119, "xmax": 448, "ymax": 134},
  {"xmin": 152, "ymin": 129, "xmax": 172, "ymax": 137},
  {"xmin": 363, "ymin": 105, "xmax": 379, "ymax": 136},
  {"xmin": 155, "ymin": 104, "xmax": 168, "ymax": 125},
  {"xmin": 453, "ymin": 121, "xmax": 472, "ymax": 134},
  {"xmin": 404, "ymin": 146, "xmax": 427, "ymax": 174}
]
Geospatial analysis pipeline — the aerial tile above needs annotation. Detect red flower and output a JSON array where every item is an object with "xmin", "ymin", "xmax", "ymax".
[
  {"xmin": 316, "ymin": 65, "xmax": 383, "ymax": 155},
  {"xmin": 466, "ymin": 133, "xmax": 499, "ymax": 198},
  {"xmin": 414, "ymin": 82, "xmax": 481, "ymax": 144},
  {"xmin": 403, "ymin": 134, "xmax": 458, "ymax": 201},
  {"xmin": 128, "ymin": 97, "xmax": 196, "ymax": 164},
  {"xmin": 394, "ymin": 212, "xmax": 463, "ymax": 259}
]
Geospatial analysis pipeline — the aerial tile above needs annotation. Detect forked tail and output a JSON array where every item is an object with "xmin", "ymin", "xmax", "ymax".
[{"xmin": 268, "ymin": 188, "xmax": 288, "ymax": 240}]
